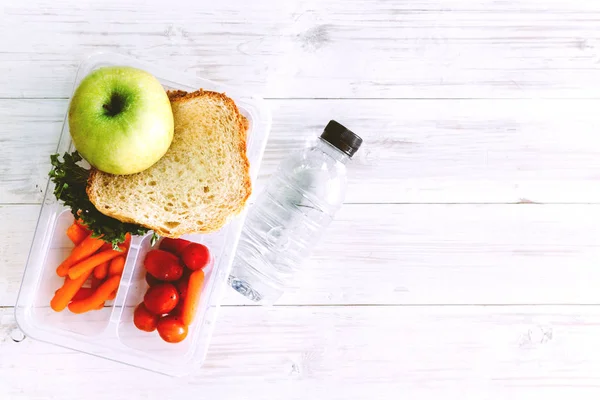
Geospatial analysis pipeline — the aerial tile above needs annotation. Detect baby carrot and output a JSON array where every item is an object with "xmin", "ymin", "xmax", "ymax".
[
  {"xmin": 71, "ymin": 287, "xmax": 94, "ymax": 302},
  {"xmin": 68, "ymin": 275, "xmax": 120, "ymax": 314},
  {"xmin": 181, "ymin": 269, "xmax": 205, "ymax": 326},
  {"xmin": 108, "ymin": 256, "xmax": 125, "ymax": 276},
  {"xmin": 56, "ymin": 234, "xmax": 105, "ymax": 277},
  {"xmin": 50, "ymin": 269, "xmax": 94, "ymax": 312},
  {"xmin": 74, "ymin": 219, "xmax": 92, "ymax": 235},
  {"xmin": 68, "ymin": 247, "xmax": 125, "ymax": 280},
  {"xmin": 99, "ymin": 243, "xmax": 113, "ymax": 252},
  {"xmin": 93, "ymin": 261, "xmax": 109, "ymax": 280},
  {"xmin": 123, "ymin": 233, "xmax": 132, "ymax": 250},
  {"xmin": 91, "ymin": 275, "xmax": 102, "ymax": 290},
  {"xmin": 95, "ymin": 234, "xmax": 130, "ymax": 253},
  {"xmin": 66, "ymin": 223, "xmax": 87, "ymax": 245}
]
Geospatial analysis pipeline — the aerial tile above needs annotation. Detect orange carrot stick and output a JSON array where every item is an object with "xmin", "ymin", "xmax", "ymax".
[
  {"xmin": 56, "ymin": 234, "xmax": 105, "ymax": 277},
  {"xmin": 93, "ymin": 261, "xmax": 109, "ymax": 280},
  {"xmin": 71, "ymin": 287, "xmax": 94, "ymax": 302},
  {"xmin": 68, "ymin": 275, "xmax": 120, "ymax": 314},
  {"xmin": 74, "ymin": 218, "xmax": 91, "ymax": 234},
  {"xmin": 124, "ymin": 233, "xmax": 132, "ymax": 250},
  {"xmin": 99, "ymin": 243, "xmax": 113, "ymax": 252},
  {"xmin": 66, "ymin": 223, "xmax": 87, "ymax": 245},
  {"xmin": 99, "ymin": 234, "xmax": 131, "ymax": 252},
  {"xmin": 91, "ymin": 275, "xmax": 102, "ymax": 291},
  {"xmin": 94, "ymin": 302, "xmax": 105, "ymax": 310},
  {"xmin": 108, "ymin": 256, "xmax": 125, "ymax": 276},
  {"xmin": 50, "ymin": 269, "xmax": 94, "ymax": 312},
  {"xmin": 181, "ymin": 269, "xmax": 205, "ymax": 326},
  {"xmin": 107, "ymin": 290, "xmax": 117, "ymax": 301},
  {"xmin": 53, "ymin": 287, "xmax": 94, "ymax": 301},
  {"xmin": 67, "ymin": 247, "xmax": 125, "ymax": 280}
]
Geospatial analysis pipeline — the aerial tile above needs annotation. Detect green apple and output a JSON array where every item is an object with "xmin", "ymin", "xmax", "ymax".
[{"xmin": 68, "ymin": 66, "xmax": 174, "ymax": 175}]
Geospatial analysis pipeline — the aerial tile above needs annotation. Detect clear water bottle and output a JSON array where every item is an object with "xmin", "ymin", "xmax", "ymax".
[{"xmin": 228, "ymin": 120, "xmax": 362, "ymax": 304}]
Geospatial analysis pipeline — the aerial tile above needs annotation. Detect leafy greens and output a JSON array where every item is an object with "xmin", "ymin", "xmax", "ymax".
[{"xmin": 49, "ymin": 151, "xmax": 158, "ymax": 249}]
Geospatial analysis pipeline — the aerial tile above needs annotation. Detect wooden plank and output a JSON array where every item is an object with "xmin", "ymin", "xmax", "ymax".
[
  {"xmin": 2, "ymin": 0, "xmax": 600, "ymax": 99},
  {"xmin": 4, "ymin": 99, "xmax": 600, "ymax": 204},
  {"xmin": 4, "ymin": 204, "xmax": 600, "ymax": 307},
  {"xmin": 0, "ymin": 205, "xmax": 40, "ymax": 306},
  {"xmin": 266, "ymin": 99, "xmax": 600, "ymax": 204},
  {"xmin": 2, "ymin": 305, "xmax": 600, "ymax": 398},
  {"xmin": 277, "ymin": 203, "xmax": 600, "ymax": 306},
  {"xmin": 0, "ymin": 100, "xmax": 64, "ymax": 204}
]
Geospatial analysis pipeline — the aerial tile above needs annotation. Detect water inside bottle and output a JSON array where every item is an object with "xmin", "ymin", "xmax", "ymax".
[{"xmin": 229, "ymin": 125, "xmax": 361, "ymax": 304}]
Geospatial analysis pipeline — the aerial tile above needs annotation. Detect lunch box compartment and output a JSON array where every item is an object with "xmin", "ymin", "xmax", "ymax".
[
  {"xmin": 26, "ymin": 210, "xmax": 114, "ymax": 337},
  {"xmin": 116, "ymin": 234, "xmax": 213, "ymax": 360}
]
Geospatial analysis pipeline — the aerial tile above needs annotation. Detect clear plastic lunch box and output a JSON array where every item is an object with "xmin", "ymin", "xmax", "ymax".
[{"xmin": 14, "ymin": 52, "xmax": 271, "ymax": 376}]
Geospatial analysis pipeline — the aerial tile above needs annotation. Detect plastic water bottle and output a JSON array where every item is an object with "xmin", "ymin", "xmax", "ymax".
[{"xmin": 228, "ymin": 120, "xmax": 362, "ymax": 304}]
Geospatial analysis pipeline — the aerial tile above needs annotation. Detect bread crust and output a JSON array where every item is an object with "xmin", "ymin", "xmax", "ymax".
[{"xmin": 86, "ymin": 89, "xmax": 252, "ymax": 237}]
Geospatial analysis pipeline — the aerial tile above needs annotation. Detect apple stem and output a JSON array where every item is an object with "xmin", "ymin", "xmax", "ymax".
[{"xmin": 103, "ymin": 93, "xmax": 126, "ymax": 117}]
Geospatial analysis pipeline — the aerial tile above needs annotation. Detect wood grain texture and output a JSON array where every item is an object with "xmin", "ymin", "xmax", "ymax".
[
  {"xmin": 3, "ymin": 306, "xmax": 600, "ymax": 399},
  {"xmin": 2, "ymin": 0, "xmax": 600, "ymax": 99},
  {"xmin": 0, "ymin": 205, "xmax": 40, "ymax": 306},
  {"xmin": 0, "ymin": 100, "xmax": 63, "ymax": 204},
  {"xmin": 3, "ymin": 0, "xmax": 600, "ymax": 395},
  {"xmin": 4, "ymin": 203, "xmax": 600, "ymax": 307},
  {"xmin": 4, "ymin": 99, "xmax": 600, "ymax": 204}
]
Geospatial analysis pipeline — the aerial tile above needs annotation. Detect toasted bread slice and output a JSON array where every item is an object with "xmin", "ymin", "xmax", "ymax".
[{"xmin": 86, "ymin": 89, "xmax": 251, "ymax": 237}]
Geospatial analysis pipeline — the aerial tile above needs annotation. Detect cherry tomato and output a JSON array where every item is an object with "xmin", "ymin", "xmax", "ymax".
[
  {"xmin": 159, "ymin": 238, "xmax": 191, "ymax": 256},
  {"xmin": 157, "ymin": 315, "xmax": 188, "ymax": 343},
  {"xmin": 175, "ymin": 277, "xmax": 189, "ymax": 300},
  {"xmin": 145, "ymin": 272, "xmax": 161, "ymax": 287},
  {"xmin": 169, "ymin": 278, "xmax": 189, "ymax": 317},
  {"xmin": 144, "ymin": 249, "xmax": 183, "ymax": 281},
  {"xmin": 133, "ymin": 303, "xmax": 159, "ymax": 332},
  {"xmin": 170, "ymin": 300, "xmax": 183, "ymax": 317},
  {"xmin": 144, "ymin": 283, "xmax": 179, "ymax": 315},
  {"xmin": 181, "ymin": 266, "xmax": 192, "ymax": 280},
  {"xmin": 181, "ymin": 243, "xmax": 211, "ymax": 271}
]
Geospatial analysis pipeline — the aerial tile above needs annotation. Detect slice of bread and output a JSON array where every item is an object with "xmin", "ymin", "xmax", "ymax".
[{"xmin": 86, "ymin": 89, "xmax": 251, "ymax": 237}]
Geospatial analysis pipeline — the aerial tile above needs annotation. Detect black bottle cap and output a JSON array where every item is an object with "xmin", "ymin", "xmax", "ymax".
[{"xmin": 320, "ymin": 120, "xmax": 363, "ymax": 158}]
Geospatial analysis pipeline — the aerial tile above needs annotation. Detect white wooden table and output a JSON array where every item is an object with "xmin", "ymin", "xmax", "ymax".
[{"xmin": 2, "ymin": 0, "xmax": 600, "ymax": 397}]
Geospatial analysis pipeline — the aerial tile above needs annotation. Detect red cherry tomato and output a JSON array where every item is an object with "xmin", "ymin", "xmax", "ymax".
[
  {"xmin": 133, "ymin": 303, "xmax": 159, "ymax": 332},
  {"xmin": 181, "ymin": 243, "xmax": 211, "ymax": 271},
  {"xmin": 144, "ymin": 249, "xmax": 183, "ymax": 281},
  {"xmin": 169, "ymin": 278, "xmax": 189, "ymax": 317},
  {"xmin": 144, "ymin": 283, "xmax": 179, "ymax": 315},
  {"xmin": 145, "ymin": 272, "xmax": 161, "ymax": 287},
  {"xmin": 175, "ymin": 277, "xmax": 189, "ymax": 300},
  {"xmin": 159, "ymin": 238, "xmax": 191, "ymax": 256},
  {"xmin": 181, "ymin": 266, "xmax": 192, "ymax": 280},
  {"xmin": 167, "ymin": 301, "xmax": 183, "ymax": 318},
  {"xmin": 157, "ymin": 315, "xmax": 188, "ymax": 343},
  {"xmin": 170, "ymin": 300, "xmax": 183, "ymax": 317}
]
